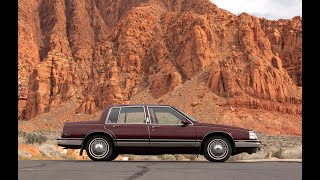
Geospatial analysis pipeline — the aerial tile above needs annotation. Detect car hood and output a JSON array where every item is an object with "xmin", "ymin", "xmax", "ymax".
[{"xmin": 194, "ymin": 122, "xmax": 251, "ymax": 132}]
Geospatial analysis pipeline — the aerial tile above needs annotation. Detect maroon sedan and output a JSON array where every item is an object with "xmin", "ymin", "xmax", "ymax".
[{"xmin": 57, "ymin": 104, "xmax": 261, "ymax": 162}]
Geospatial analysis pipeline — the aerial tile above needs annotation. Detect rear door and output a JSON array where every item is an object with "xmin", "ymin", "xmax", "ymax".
[
  {"xmin": 147, "ymin": 106, "xmax": 196, "ymax": 148},
  {"xmin": 104, "ymin": 106, "xmax": 149, "ymax": 148}
]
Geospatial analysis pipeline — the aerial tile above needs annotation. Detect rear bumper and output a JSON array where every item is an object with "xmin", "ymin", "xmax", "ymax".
[
  {"xmin": 57, "ymin": 138, "xmax": 83, "ymax": 148},
  {"xmin": 235, "ymin": 140, "xmax": 262, "ymax": 148}
]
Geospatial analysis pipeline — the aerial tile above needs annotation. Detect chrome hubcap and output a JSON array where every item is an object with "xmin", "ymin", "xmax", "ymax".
[
  {"xmin": 207, "ymin": 139, "xmax": 228, "ymax": 160},
  {"xmin": 89, "ymin": 138, "xmax": 109, "ymax": 159}
]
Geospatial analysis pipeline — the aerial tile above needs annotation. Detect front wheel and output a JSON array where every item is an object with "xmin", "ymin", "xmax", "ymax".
[
  {"xmin": 86, "ymin": 135, "xmax": 114, "ymax": 161},
  {"xmin": 203, "ymin": 136, "xmax": 232, "ymax": 162}
]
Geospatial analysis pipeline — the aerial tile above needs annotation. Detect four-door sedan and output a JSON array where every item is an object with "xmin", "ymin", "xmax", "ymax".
[{"xmin": 57, "ymin": 104, "xmax": 261, "ymax": 162}]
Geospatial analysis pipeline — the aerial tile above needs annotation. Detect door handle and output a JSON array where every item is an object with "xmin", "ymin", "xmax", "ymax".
[
  {"xmin": 152, "ymin": 125, "xmax": 160, "ymax": 128},
  {"xmin": 112, "ymin": 125, "xmax": 121, "ymax": 128}
]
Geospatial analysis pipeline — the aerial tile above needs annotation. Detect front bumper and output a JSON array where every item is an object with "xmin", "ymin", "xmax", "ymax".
[
  {"xmin": 234, "ymin": 140, "xmax": 262, "ymax": 148},
  {"xmin": 57, "ymin": 138, "xmax": 83, "ymax": 147}
]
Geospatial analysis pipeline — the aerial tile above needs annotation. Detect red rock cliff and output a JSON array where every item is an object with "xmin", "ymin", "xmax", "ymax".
[{"xmin": 18, "ymin": 0, "xmax": 302, "ymax": 120}]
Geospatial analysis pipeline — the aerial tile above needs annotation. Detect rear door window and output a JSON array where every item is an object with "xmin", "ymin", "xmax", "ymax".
[{"xmin": 118, "ymin": 107, "xmax": 146, "ymax": 124}]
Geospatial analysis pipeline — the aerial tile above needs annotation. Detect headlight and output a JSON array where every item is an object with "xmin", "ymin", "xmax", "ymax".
[{"xmin": 249, "ymin": 131, "xmax": 258, "ymax": 140}]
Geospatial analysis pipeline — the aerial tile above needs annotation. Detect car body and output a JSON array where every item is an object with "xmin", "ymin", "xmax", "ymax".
[{"xmin": 57, "ymin": 104, "xmax": 261, "ymax": 162}]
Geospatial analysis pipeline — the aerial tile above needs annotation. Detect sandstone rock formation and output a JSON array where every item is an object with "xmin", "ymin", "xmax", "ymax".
[
  {"xmin": 18, "ymin": 0, "xmax": 302, "ymax": 120},
  {"xmin": 260, "ymin": 17, "xmax": 302, "ymax": 86}
]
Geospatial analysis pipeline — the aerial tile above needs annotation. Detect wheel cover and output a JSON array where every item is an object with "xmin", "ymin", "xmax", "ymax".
[
  {"xmin": 88, "ymin": 138, "xmax": 109, "ymax": 159},
  {"xmin": 207, "ymin": 139, "xmax": 228, "ymax": 160}
]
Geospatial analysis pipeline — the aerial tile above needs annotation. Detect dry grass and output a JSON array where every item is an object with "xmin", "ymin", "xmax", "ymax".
[
  {"xmin": 18, "ymin": 130, "xmax": 64, "ymax": 160},
  {"xmin": 18, "ymin": 131, "xmax": 48, "ymax": 145},
  {"xmin": 18, "ymin": 150, "xmax": 31, "ymax": 159},
  {"xmin": 37, "ymin": 144, "xmax": 60, "ymax": 157},
  {"xmin": 278, "ymin": 146, "xmax": 302, "ymax": 159},
  {"xmin": 228, "ymin": 133, "xmax": 302, "ymax": 161}
]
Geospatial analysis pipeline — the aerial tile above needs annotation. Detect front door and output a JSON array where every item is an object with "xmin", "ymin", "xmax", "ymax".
[
  {"xmin": 104, "ymin": 106, "xmax": 149, "ymax": 148},
  {"xmin": 147, "ymin": 106, "xmax": 196, "ymax": 149}
]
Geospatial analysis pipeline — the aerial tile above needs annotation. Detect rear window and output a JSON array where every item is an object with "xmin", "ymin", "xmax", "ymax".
[{"xmin": 106, "ymin": 108, "xmax": 120, "ymax": 123}]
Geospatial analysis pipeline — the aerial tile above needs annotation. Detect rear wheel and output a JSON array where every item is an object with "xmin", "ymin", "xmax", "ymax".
[
  {"xmin": 107, "ymin": 152, "xmax": 119, "ymax": 161},
  {"xmin": 203, "ymin": 136, "xmax": 232, "ymax": 162},
  {"xmin": 86, "ymin": 135, "xmax": 114, "ymax": 161}
]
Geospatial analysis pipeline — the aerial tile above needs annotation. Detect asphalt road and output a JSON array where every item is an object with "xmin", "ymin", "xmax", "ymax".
[{"xmin": 19, "ymin": 160, "xmax": 301, "ymax": 180}]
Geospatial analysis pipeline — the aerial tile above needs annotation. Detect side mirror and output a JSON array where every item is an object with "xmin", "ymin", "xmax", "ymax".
[{"xmin": 181, "ymin": 119, "xmax": 191, "ymax": 126}]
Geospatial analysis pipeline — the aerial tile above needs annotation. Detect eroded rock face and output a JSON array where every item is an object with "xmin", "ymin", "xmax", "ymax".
[
  {"xmin": 260, "ymin": 17, "xmax": 302, "ymax": 86},
  {"xmin": 18, "ymin": 0, "xmax": 302, "ymax": 119},
  {"xmin": 18, "ymin": 0, "xmax": 41, "ymax": 119}
]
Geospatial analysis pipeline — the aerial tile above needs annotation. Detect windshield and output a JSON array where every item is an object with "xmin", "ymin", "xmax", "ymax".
[{"xmin": 172, "ymin": 107, "xmax": 197, "ymax": 122}]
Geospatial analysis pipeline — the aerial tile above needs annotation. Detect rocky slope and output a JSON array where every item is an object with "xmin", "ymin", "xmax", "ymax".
[
  {"xmin": 260, "ymin": 17, "xmax": 302, "ymax": 86},
  {"xmin": 18, "ymin": 0, "xmax": 301, "ymax": 134}
]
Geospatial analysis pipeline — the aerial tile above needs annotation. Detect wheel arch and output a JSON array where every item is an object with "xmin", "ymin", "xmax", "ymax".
[{"xmin": 200, "ymin": 132, "xmax": 235, "ymax": 154}]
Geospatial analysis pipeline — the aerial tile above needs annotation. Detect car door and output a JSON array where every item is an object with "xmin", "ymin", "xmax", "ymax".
[
  {"xmin": 147, "ymin": 106, "xmax": 196, "ymax": 148},
  {"xmin": 104, "ymin": 106, "xmax": 149, "ymax": 148}
]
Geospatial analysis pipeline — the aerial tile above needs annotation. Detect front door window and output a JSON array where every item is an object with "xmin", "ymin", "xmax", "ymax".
[{"xmin": 148, "ymin": 107, "xmax": 185, "ymax": 125}]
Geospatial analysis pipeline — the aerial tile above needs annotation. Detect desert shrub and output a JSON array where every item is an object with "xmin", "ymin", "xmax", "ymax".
[
  {"xmin": 272, "ymin": 148, "xmax": 283, "ymax": 158},
  {"xmin": 183, "ymin": 154, "xmax": 197, "ymax": 160},
  {"xmin": 18, "ymin": 131, "xmax": 27, "ymax": 137},
  {"xmin": 25, "ymin": 133, "xmax": 48, "ymax": 145},
  {"xmin": 18, "ymin": 150, "xmax": 31, "ymax": 158},
  {"xmin": 38, "ymin": 144, "xmax": 60, "ymax": 157},
  {"xmin": 157, "ymin": 154, "xmax": 176, "ymax": 161},
  {"xmin": 174, "ymin": 154, "xmax": 183, "ymax": 160},
  {"xmin": 18, "ymin": 131, "xmax": 26, "ymax": 143},
  {"xmin": 278, "ymin": 146, "xmax": 302, "ymax": 159}
]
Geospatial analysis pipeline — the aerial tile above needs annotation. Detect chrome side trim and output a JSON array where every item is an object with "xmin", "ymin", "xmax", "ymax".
[
  {"xmin": 116, "ymin": 142, "xmax": 149, "ymax": 147},
  {"xmin": 195, "ymin": 140, "xmax": 202, "ymax": 147},
  {"xmin": 150, "ymin": 142, "xmax": 195, "ymax": 147},
  {"xmin": 114, "ymin": 139, "xmax": 198, "ymax": 147},
  {"xmin": 151, "ymin": 139, "xmax": 194, "ymax": 142},
  {"xmin": 115, "ymin": 139, "xmax": 149, "ymax": 141},
  {"xmin": 57, "ymin": 138, "xmax": 83, "ymax": 146},
  {"xmin": 115, "ymin": 139, "xmax": 148, "ymax": 147},
  {"xmin": 235, "ymin": 141, "xmax": 261, "ymax": 148},
  {"xmin": 115, "ymin": 139, "xmax": 195, "ymax": 142}
]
